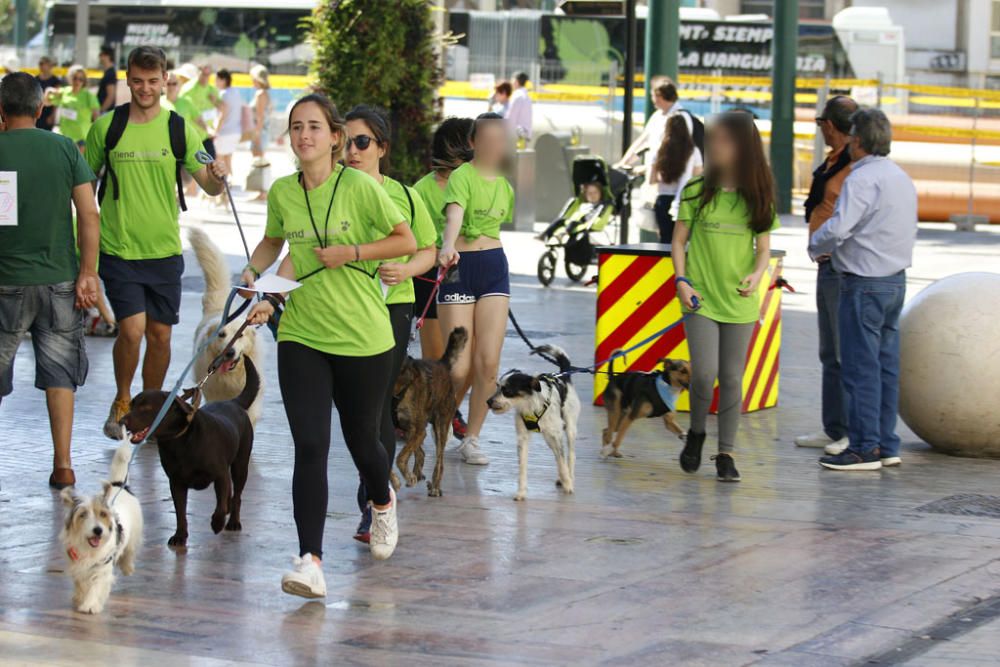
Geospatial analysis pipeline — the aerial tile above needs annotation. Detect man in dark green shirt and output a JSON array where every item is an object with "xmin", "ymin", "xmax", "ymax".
[{"xmin": 0, "ymin": 72, "xmax": 101, "ymax": 490}]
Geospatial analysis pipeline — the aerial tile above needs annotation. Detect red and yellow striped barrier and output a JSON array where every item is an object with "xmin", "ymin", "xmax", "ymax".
[{"xmin": 593, "ymin": 245, "xmax": 784, "ymax": 413}]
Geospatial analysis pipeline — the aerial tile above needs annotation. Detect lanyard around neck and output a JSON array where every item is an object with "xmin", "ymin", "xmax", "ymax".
[{"xmin": 299, "ymin": 168, "xmax": 344, "ymax": 250}]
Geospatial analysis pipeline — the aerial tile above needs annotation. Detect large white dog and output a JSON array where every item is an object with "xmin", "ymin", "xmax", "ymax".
[{"xmin": 189, "ymin": 227, "xmax": 263, "ymax": 425}]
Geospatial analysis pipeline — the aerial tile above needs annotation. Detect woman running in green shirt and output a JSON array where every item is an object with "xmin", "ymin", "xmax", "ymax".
[
  {"xmin": 45, "ymin": 65, "xmax": 99, "ymax": 149},
  {"xmin": 244, "ymin": 95, "xmax": 417, "ymax": 595},
  {"xmin": 672, "ymin": 111, "xmax": 779, "ymax": 483},
  {"xmin": 437, "ymin": 112, "xmax": 515, "ymax": 466},
  {"xmin": 412, "ymin": 117, "xmax": 475, "ymax": 439},
  {"xmin": 343, "ymin": 104, "xmax": 437, "ymax": 542}
]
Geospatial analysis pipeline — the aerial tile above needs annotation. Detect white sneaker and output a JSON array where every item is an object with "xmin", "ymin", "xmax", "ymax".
[
  {"xmin": 369, "ymin": 487, "xmax": 398, "ymax": 561},
  {"xmin": 281, "ymin": 554, "xmax": 326, "ymax": 598},
  {"xmin": 795, "ymin": 431, "xmax": 835, "ymax": 448},
  {"xmin": 823, "ymin": 438, "xmax": 849, "ymax": 455},
  {"xmin": 881, "ymin": 456, "xmax": 902, "ymax": 467},
  {"xmin": 458, "ymin": 436, "xmax": 489, "ymax": 465}
]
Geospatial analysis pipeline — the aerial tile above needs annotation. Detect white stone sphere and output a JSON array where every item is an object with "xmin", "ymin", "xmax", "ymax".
[{"xmin": 898, "ymin": 272, "xmax": 1000, "ymax": 458}]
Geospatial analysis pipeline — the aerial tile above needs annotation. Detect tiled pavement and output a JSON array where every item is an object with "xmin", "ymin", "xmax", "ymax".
[{"xmin": 1, "ymin": 183, "xmax": 1000, "ymax": 666}]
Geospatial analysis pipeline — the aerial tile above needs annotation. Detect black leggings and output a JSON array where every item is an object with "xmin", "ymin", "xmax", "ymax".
[
  {"xmin": 278, "ymin": 341, "xmax": 393, "ymax": 559},
  {"xmin": 357, "ymin": 302, "xmax": 412, "ymax": 510}
]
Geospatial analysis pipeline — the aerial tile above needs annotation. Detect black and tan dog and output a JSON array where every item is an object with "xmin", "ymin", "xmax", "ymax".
[
  {"xmin": 122, "ymin": 358, "xmax": 258, "ymax": 547},
  {"xmin": 601, "ymin": 354, "xmax": 691, "ymax": 458},
  {"xmin": 394, "ymin": 327, "xmax": 468, "ymax": 497}
]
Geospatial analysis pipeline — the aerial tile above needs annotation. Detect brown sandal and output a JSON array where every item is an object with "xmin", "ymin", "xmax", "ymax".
[{"xmin": 49, "ymin": 468, "xmax": 76, "ymax": 490}]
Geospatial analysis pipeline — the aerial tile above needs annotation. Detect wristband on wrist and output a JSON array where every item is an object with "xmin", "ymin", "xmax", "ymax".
[
  {"xmin": 675, "ymin": 276, "xmax": 693, "ymax": 288},
  {"xmin": 353, "ymin": 244, "xmax": 361, "ymax": 262},
  {"xmin": 262, "ymin": 293, "xmax": 284, "ymax": 310},
  {"xmin": 244, "ymin": 263, "xmax": 261, "ymax": 280}
]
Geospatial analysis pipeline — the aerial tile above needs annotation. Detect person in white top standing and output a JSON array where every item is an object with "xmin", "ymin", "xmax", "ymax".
[
  {"xmin": 504, "ymin": 72, "xmax": 533, "ymax": 142},
  {"xmin": 615, "ymin": 78, "xmax": 697, "ymax": 180},
  {"xmin": 651, "ymin": 114, "xmax": 702, "ymax": 242},
  {"xmin": 212, "ymin": 69, "xmax": 244, "ymax": 181}
]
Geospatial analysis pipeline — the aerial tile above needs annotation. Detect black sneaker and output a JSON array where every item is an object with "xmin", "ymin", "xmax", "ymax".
[
  {"xmin": 680, "ymin": 431, "xmax": 706, "ymax": 473},
  {"xmin": 819, "ymin": 448, "xmax": 882, "ymax": 471},
  {"xmin": 711, "ymin": 453, "xmax": 741, "ymax": 482}
]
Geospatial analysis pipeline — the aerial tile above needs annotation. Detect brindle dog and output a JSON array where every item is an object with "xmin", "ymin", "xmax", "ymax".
[
  {"xmin": 393, "ymin": 327, "xmax": 468, "ymax": 497},
  {"xmin": 601, "ymin": 355, "xmax": 691, "ymax": 458}
]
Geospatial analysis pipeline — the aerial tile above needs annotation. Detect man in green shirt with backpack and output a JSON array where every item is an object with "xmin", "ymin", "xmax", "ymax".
[{"xmin": 84, "ymin": 46, "xmax": 227, "ymax": 439}]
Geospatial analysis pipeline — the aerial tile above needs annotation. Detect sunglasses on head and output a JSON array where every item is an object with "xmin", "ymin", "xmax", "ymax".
[{"xmin": 347, "ymin": 135, "xmax": 377, "ymax": 151}]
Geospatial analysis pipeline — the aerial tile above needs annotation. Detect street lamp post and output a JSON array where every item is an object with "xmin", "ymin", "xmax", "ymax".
[
  {"xmin": 620, "ymin": 0, "xmax": 638, "ymax": 244},
  {"xmin": 771, "ymin": 0, "xmax": 798, "ymax": 214}
]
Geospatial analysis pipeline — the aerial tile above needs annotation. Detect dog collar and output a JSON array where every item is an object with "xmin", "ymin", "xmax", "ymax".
[
  {"xmin": 66, "ymin": 547, "xmax": 80, "ymax": 562},
  {"xmin": 655, "ymin": 375, "xmax": 679, "ymax": 412},
  {"xmin": 521, "ymin": 398, "xmax": 551, "ymax": 433}
]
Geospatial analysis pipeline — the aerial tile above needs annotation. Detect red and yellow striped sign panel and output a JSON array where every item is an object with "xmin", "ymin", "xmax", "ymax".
[{"xmin": 593, "ymin": 250, "xmax": 783, "ymax": 413}]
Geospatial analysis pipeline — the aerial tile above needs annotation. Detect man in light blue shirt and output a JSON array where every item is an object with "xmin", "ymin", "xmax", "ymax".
[{"xmin": 809, "ymin": 108, "xmax": 917, "ymax": 471}]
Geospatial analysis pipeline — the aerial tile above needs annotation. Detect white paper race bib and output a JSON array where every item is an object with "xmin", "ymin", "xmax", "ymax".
[
  {"xmin": 60, "ymin": 107, "xmax": 78, "ymax": 121},
  {"xmin": 0, "ymin": 172, "xmax": 18, "ymax": 226}
]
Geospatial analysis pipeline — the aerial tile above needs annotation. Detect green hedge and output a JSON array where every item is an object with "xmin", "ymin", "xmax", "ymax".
[{"xmin": 307, "ymin": 0, "xmax": 443, "ymax": 184}]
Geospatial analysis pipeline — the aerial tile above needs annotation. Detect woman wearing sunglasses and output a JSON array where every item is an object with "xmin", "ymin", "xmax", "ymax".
[
  {"xmin": 243, "ymin": 94, "xmax": 417, "ymax": 597},
  {"xmin": 436, "ymin": 112, "xmax": 514, "ymax": 466},
  {"xmin": 341, "ymin": 104, "xmax": 437, "ymax": 542},
  {"xmin": 44, "ymin": 65, "xmax": 99, "ymax": 150}
]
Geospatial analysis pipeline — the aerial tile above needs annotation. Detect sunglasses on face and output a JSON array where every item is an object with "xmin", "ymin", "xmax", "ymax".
[{"xmin": 347, "ymin": 135, "xmax": 377, "ymax": 151}]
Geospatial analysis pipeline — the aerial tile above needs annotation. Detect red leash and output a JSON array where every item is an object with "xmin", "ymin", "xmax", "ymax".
[{"xmin": 413, "ymin": 265, "xmax": 449, "ymax": 331}]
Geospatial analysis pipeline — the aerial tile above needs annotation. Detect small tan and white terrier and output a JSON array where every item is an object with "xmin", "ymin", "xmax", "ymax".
[{"xmin": 60, "ymin": 438, "xmax": 143, "ymax": 614}]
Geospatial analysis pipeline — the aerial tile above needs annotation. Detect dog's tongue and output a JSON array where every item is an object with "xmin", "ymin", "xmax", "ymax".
[
  {"xmin": 87, "ymin": 536, "xmax": 101, "ymax": 548},
  {"xmin": 219, "ymin": 359, "xmax": 237, "ymax": 374},
  {"xmin": 130, "ymin": 427, "xmax": 149, "ymax": 444}
]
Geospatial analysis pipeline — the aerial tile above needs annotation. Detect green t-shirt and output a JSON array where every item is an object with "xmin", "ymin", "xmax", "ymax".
[
  {"xmin": 266, "ymin": 166, "xmax": 403, "ymax": 357},
  {"xmin": 162, "ymin": 96, "xmax": 207, "ymax": 142},
  {"xmin": 677, "ymin": 179, "xmax": 780, "ymax": 324},
  {"xmin": 443, "ymin": 162, "xmax": 514, "ymax": 242},
  {"xmin": 85, "ymin": 106, "xmax": 205, "ymax": 260},
  {"xmin": 0, "ymin": 129, "xmax": 96, "ymax": 285},
  {"xmin": 179, "ymin": 81, "xmax": 219, "ymax": 116},
  {"xmin": 51, "ymin": 87, "xmax": 100, "ymax": 143},
  {"xmin": 412, "ymin": 171, "xmax": 446, "ymax": 247},
  {"xmin": 382, "ymin": 176, "xmax": 437, "ymax": 305}
]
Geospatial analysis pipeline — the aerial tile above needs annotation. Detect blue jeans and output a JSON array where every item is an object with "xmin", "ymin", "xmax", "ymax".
[
  {"xmin": 816, "ymin": 262, "xmax": 848, "ymax": 440},
  {"xmin": 838, "ymin": 272, "xmax": 906, "ymax": 457}
]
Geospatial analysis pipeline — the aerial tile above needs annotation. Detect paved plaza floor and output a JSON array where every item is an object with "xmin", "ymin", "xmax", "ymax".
[{"xmin": 1, "ymin": 152, "xmax": 1000, "ymax": 666}]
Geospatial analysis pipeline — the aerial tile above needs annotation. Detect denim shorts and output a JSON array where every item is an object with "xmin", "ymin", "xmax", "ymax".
[
  {"xmin": 99, "ymin": 253, "xmax": 184, "ymax": 325},
  {"xmin": 437, "ymin": 248, "xmax": 510, "ymax": 305},
  {"xmin": 0, "ymin": 282, "xmax": 88, "ymax": 396}
]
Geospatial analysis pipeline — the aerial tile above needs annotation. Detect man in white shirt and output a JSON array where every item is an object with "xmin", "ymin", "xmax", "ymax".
[
  {"xmin": 615, "ymin": 77, "xmax": 696, "ymax": 177},
  {"xmin": 504, "ymin": 72, "xmax": 533, "ymax": 142}
]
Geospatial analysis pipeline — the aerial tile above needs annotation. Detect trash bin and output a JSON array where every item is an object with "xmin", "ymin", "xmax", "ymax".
[
  {"xmin": 508, "ymin": 148, "xmax": 536, "ymax": 232},
  {"xmin": 593, "ymin": 243, "xmax": 786, "ymax": 413},
  {"xmin": 533, "ymin": 131, "xmax": 590, "ymax": 222}
]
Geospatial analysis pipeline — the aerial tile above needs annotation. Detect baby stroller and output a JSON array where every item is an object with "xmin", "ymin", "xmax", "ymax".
[{"xmin": 536, "ymin": 156, "xmax": 629, "ymax": 286}]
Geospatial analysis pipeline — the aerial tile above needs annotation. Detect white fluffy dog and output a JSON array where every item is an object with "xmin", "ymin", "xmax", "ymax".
[
  {"xmin": 487, "ymin": 345, "xmax": 581, "ymax": 501},
  {"xmin": 60, "ymin": 439, "xmax": 143, "ymax": 614},
  {"xmin": 189, "ymin": 227, "xmax": 263, "ymax": 425}
]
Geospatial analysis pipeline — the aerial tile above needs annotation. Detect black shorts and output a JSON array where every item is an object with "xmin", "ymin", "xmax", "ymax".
[
  {"xmin": 413, "ymin": 266, "xmax": 439, "ymax": 320},
  {"xmin": 437, "ymin": 248, "xmax": 510, "ymax": 305},
  {"xmin": 99, "ymin": 253, "xmax": 184, "ymax": 325}
]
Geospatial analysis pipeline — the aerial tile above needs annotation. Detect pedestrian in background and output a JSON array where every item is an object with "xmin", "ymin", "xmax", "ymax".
[
  {"xmin": 651, "ymin": 113, "xmax": 702, "ymax": 243},
  {"xmin": 45, "ymin": 65, "xmax": 99, "ymax": 150},
  {"xmin": 97, "ymin": 45, "xmax": 117, "ymax": 114},
  {"xmin": 248, "ymin": 64, "xmax": 273, "ymax": 201},
  {"xmin": 489, "ymin": 81, "xmax": 511, "ymax": 116},
  {"xmin": 504, "ymin": 72, "xmax": 532, "ymax": 142},
  {"xmin": 672, "ymin": 111, "xmax": 779, "ymax": 483},
  {"xmin": 213, "ymin": 68, "xmax": 245, "ymax": 194},
  {"xmin": 795, "ymin": 95, "xmax": 858, "ymax": 456},
  {"xmin": 180, "ymin": 62, "xmax": 222, "ymax": 157},
  {"xmin": 0, "ymin": 72, "xmax": 100, "ymax": 490},
  {"xmin": 35, "ymin": 56, "xmax": 63, "ymax": 130},
  {"xmin": 811, "ymin": 109, "xmax": 917, "ymax": 472}
]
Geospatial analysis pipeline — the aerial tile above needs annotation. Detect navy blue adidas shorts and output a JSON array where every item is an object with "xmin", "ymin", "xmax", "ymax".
[
  {"xmin": 437, "ymin": 248, "xmax": 510, "ymax": 305},
  {"xmin": 99, "ymin": 253, "xmax": 184, "ymax": 325}
]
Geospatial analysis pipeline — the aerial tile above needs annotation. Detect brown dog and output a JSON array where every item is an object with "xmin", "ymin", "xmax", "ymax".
[
  {"xmin": 601, "ymin": 355, "xmax": 691, "ymax": 458},
  {"xmin": 394, "ymin": 327, "xmax": 468, "ymax": 496}
]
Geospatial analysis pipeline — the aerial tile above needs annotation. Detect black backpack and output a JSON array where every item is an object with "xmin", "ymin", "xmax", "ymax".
[
  {"xmin": 97, "ymin": 103, "xmax": 188, "ymax": 211},
  {"xmin": 678, "ymin": 108, "xmax": 705, "ymax": 157}
]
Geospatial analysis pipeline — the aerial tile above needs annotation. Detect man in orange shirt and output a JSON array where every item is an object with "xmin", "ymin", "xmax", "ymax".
[{"xmin": 795, "ymin": 95, "xmax": 858, "ymax": 454}]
